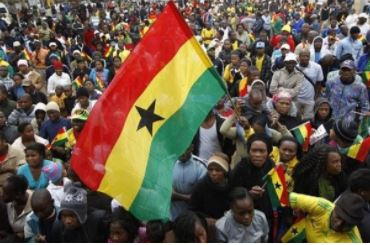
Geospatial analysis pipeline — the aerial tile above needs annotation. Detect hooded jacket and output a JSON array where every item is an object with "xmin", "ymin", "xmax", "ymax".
[
  {"xmin": 310, "ymin": 36, "xmax": 332, "ymax": 63},
  {"xmin": 311, "ymin": 97, "xmax": 335, "ymax": 132}
]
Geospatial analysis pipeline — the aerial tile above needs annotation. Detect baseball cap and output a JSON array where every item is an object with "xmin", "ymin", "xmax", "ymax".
[
  {"xmin": 49, "ymin": 42, "xmax": 57, "ymax": 47},
  {"xmin": 284, "ymin": 52, "xmax": 297, "ymax": 62},
  {"xmin": 13, "ymin": 41, "xmax": 21, "ymax": 47},
  {"xmin": 71, "ymin": 109, "xmax": 89, "ymax": 121},
  {"xmin": 340, "ymin": 60, "xmax": 356, "ymax": 70},
  {"xmin": 256, "ymin": 41, "xmax": 265, "ymax": 49},
  {"xmin": 280, "ymin": 43, "xmax": 290, "ymax": 50}
]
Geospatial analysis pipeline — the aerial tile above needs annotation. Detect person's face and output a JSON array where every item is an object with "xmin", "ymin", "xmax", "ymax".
[
  {"xmin": 299, "ymin": 52, "xmax": 310, "ymax": 66},
  {"xmin": 78, "ymin": 96, "xmax": 89, "ymax": 107},
  {"xmin": 194, "ymin": 221, "xmax": 207, "ymax": 243},
  {"xmin": 179, "ymin": 145, "xmax": 193, "ymax": 162},
  {"xmin": 317, "ymin": 103, "xmax": 330, "ymax": 119},
  {"xmin": 25, "ymin": 149, "xmax": 43, "ymax": 168},
  {"xmin": 230, "ymin": 54, "xmax": 240, "ymax": 66},
  {"xmin": 96, "ymin": 62, "xmax": 104, "ymax": 70},
  {"xmin": 330, "ymin": 19, "xmax": 337, "ymax": 28},
  {"xmin": 36, "ymin": 110, "xmax": 46, "ymax": 121},
  {"xmin": 239, "ymin": 62, "xmax": 248, "ymax": 75},
  {"xmin": 207, "ymin": 48, "xmax": 215, "ymax": 59},
  {"xmin": 302, "ymin": 24, "xmax": 310, "ymax": 34},
  {"xmin": 85, "ymin": 81, "xmax": 95, "ymax": 92},
  {"xmin": 358, "ymin": 17, "xmax": 367, "ymax": 25},
  {"xmin": 284, "ymin": 61, "xmax": 296, "ymax": 71},
  {"xmin": 0, "ymin": 66, "xmax": 8, "ymax": 77},
  {"xmin": 0, "ymin": 112, "xmax": 6, "ymax": 127},
  {"xmin": 224, "ymin": 41, "xmax": 232, "ymax": 50},
  {"xmin": 330, "ymin": 210, "xmax": 354, "ymax": 232},
  {"xmin": 109, "ymin": 222, "xmax": 129, "ymax": 243},
  {"xmin": 249, "ymin": 95, "xmax": 263, "ymax": 109},
  {"xmin": 275, "ymin": 98, "xmax": 291, "ymax": 115},
  {"xmin": 1, "ymin": 181, "xmax": 16, "ymax": 203},
  {"xmin": 113, "ymin": 58, "xmax": 121, "ymax": 68},
  {"xmin": 259, "ymin": 32, "xmax": 268, "ymax": 41},
  {"xmin": 72, "ymin": 119, "xmax": 85, "ymax": 132},
  {"xmin": 256, "ymin": 48, "xmax": 265, "ymax": 56},
  {"xmin": 55, "ymin": 87, "xmax": 63, "ymax": 96},
  {"xmin": 249, "ymin": 141, "xmax": 268, "ymax": 168},
  {"xmin": 55, "ymin": 68, "xmax": 63, "ymax": 76},
  {"xmin": 339, "ymin": 67, "xmax": 355, "ymax": 83},
  {"xmin": 350, "ymin": 32, "xmax": 359, "ymax": 40},
  {"xmin": 326, "ymin": 152, "xmax": 342, "ymax": 175},
  {"xmin": 207, "ymin": 162, "xmax": 225, "ymax": 184},
  {"xmin": 249, "ymin": 70, "xmax": 260, "ymax": 81},
  {"xmin": 19, "ymin": 97, "xmax": 32, "ymax": 110},
  {"xmin": 232, "ymin": 198, "xmax": 254, "ymax": 226},
  {"xmin": 313, "ymin": 40, "xmax": 322, "ymax": 50},
  {"xmin": 237, "ymin": 25, "xmax": 243, "ymax": 33},
  {"xmin": 64, "ymin": 86, "xmax": 72, "ymax": 97},
  {"xmin": 279, "ymin": 140, "xmax": 297, "ymax": 163},
  {"xmin": 61, "ymin": 210, "xmax": 81, "ymax": 230},
  {"xmin": 32, "ymin": 199, "xmax": 54, "ymax": 220},
  {"xmin": 13, "ymin": 75, "xmax": 23, "ymax": 86},
  {"xmin": 47, "ymin": 110, "xmax": 60, "ymax": 121}
]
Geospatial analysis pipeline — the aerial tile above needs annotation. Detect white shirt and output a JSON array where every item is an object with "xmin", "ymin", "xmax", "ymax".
[
  {"xmin": 47, "ymin": 72, "xmax": 71, "ymax": 95},
  {"xmin": 11, "ymin": 135, "xmax": 49, "ymax": 153},
  {"xmin": 72, "ymin": 100, "xmax": 97, "ymax": 114},
  {"xmin": 198, "ymin": 122, "xmax": 221, "ymax": 161},
  {"xmin": 297, "ymin": 61, "xmax": 324, "ymax": 101}
]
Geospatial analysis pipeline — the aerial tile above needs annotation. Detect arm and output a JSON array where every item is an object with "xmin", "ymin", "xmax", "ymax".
[
  {"xmin": 47, "ymin": 77, "xmax": 55, "ymax": 95},
  {"xmin": 315, "ymin": 67, "xmax": 325, "ymax": 98},
  {"xmin": 289, "ymin": 192, "xmax": 331, "ymax": 216},
  {"xmin": 290, "ymin": 73, "xmax": 304, "ymax": 98},
  {"xmin": 269, "ymin": 71, "xmax": 280, "ymax": 95},
  {"xmin": 172, "ymin": 190, "xmax": 191, "ymax": 202},
  {"xmin": 33, "ymin": 74, "xmax": 44, "ymax": 91},
  {"xmin": 219, "ymin": 113, "xmax": 238, "ymax": 139}
]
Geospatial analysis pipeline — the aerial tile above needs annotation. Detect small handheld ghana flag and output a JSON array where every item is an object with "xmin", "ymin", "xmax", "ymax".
[
  {"xmin": 70, "ymin": 1, "xmax": 226, "ymax": 221},
  {"xmin": 50, "ymin": 127, "xmax": 68, "ymax": 147},
  {"xmin": 264, "ymin": 164, "xmax": 289, "ymax": 208},
  {"xmin": 291, "ymin": 121, "xmax": 312, "ymax": 151},
  {"xmin": 346, "ymin": 136, "xmax": 370, "ymax": 162}
]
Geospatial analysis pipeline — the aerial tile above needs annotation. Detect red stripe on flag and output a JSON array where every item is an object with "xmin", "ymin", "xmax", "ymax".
[
  {"xmin": 71, "ymin": 2, "xmax": 193, "ymax": 190},
  {"xmin": 357, "ymin": 137, "xmax": 370, "ymax": 162},
  {"xmin": 275, "ymin": 164, "xmax": 289, "ymax": 206},
  {"xmin": 302, "ymin": 122, "xmax": 312, "ymax": 151}
]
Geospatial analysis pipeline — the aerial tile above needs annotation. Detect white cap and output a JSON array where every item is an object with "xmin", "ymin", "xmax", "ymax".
[
  {"xmin": 34, "ymin": 102, "xmax": 47, "ymax": 112},
  {"xmin": 13, "ymin": 41, "xmax": 21, "ymax": 47},
  {"xmin": 359, "ymin": 13, "xmax": 368, "ymax": 19},
  {"xmin": 284, "ymin": 52, "xmax": 297, "ymax": 62},
  {"xmin": 94, "ymin": 30, "xmax": 100, "ymax": 34},
  {"xmin": 73, "ymin": 50, "xmax": 81, "ymax": 55},
  {"xmin": 280, "ymin": 43, "xmax": 290, "ymax": 51},
  {"xmin": 17, "ymin": 59, "xmax": 28, "ymax": 67},
  {"xmin": 49, "ymin": 42, "xmax": 57, "ymax": 47}
]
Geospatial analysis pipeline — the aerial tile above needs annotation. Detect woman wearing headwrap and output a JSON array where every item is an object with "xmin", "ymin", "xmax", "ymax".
[{"xmin": 266, "ymin": 89, "xmax": 301, "ymax": 130}]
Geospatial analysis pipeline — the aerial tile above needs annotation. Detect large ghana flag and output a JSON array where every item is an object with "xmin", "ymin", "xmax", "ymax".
[{"xmin": 70, "ymin": 1, "xmax": 226, "ymax": 220}]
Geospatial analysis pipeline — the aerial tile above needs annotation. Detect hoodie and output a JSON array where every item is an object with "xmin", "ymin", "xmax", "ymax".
[
  {"xmin": 310, "ymin": 36, "xmax": 332, "ymax": 63},
  {"xmin": 311, "ymin": 97, "xmax": 335, "ymax": 132}
]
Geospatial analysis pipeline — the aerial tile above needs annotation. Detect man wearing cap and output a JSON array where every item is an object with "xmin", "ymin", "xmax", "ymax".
[
  {"xmin": 40, "ymin": 101, "xmax": 71, "ymax": 143},
  {"xmin": 65, "ymin": 109, "xmax": 89, "ymax": 150},
  {"xmin": 325, "ymin": 59, "xmax": 369, "ymax": 120},
  {"xmin": 22, "ymin": 79, "xmax": 48, "ymax": 105},
  {"xmin": 47, "ymin": 61, "xmax": 72, "ymax": 96},
  {"xmin": 17, "ymin": 59, "xmax": 43, "ymax": 92},
  {"xmin": 336, "ymin": 26, "xmax": 362, "ymax": 63},
  {"xmin": 251, "ymin": 41, "xmax": 272, "ymax": 83},
  {"xmin": 289, "ymin": 191, "xmax": 364, "ymax": 242},
  {"xmin": 270, "ymin": 52, "xmax": 304, "ymax": 99},
  {"xmin": 356, "ymin": 13, "xmax": 369, "ymax": 36}
]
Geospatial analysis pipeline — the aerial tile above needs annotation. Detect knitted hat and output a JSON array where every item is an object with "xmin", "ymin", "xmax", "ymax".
[
  {"xmin": 60, "ymin": 185, "xmax": 88, "ymax": 224},
  {"xmin": 34, "ymin": 102, "xmax": 46, "ymax": 113},
  {"xmin": 76, "ymin": 87, "xmax": 89, "ymax": 98},
  {"xmin": 46, "ymin": 101, "xmax": 60, "ymax": 112},
  {"xmin": 334, "ymin": 191, "xmax": 365, "ymax": 226},
  {"xmin": 42, "ymin": 162, "xmax": 63, "ymax": 184},
  {"xmin": 53, "ymin": 60, "xmax": 63, "ymax": 70},
  {"xmin": 208, "ymin": 154, "xmax": 229, "ymax": 173},
  {"xmin": 333, "ymin": 119, "xmax": 358, "ymax": 143},
  {"xmin": 17, "ymin": 59, "xmax": 28, "ymax": 67}
]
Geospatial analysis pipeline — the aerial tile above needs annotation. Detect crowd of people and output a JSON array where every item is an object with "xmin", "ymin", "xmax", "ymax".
[{"xmin": 0, "ymin": 0, "xmax": 369, "ymax": 243}]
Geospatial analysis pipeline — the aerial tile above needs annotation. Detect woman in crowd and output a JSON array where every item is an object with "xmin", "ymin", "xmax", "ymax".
[{"xmin": 12, "ymin": 123, "xmax": 49, "ymax": 153}]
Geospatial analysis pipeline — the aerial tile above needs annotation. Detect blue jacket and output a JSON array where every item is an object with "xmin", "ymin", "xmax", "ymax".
[
  {"xmin": 40, "ymin": 118, "xmax": 72, "ymax": 142},
  {"xmin": 24, "ymin": 207, "xmax": 60, "ymax": 242},
  {"xmin": 357, "ymin": 53, "xmax": 370, "ymax": 73}
]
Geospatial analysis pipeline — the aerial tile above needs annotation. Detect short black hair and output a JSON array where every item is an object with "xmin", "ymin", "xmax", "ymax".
[
  {"xmin": 5, "ymin": 175, "xmax": 28, "ymax": 194},
  {"xmin": 246, "ymin": 133, "xmax": 273, "ymax": 154},
  {"xmin": 350, "ymin": 26, "xmax": 361, "ymax": 35},
  {"xmin": 278, "ymin": 136, "xmax": 303, "ymax": 160},
  {"xmin": 0, "ymin": 85, "xmax": 8, "ymax": 95},
  {"xmin": 229, "ymin": 187, "xmax": 252, "ymax": 204},
  {"xmin": 25, "ymin": 142, "xmax": 46, "ymax": 158},
  {"xmin": 18, "ymin": 122, "xmax": 32, "ymax": 133}
]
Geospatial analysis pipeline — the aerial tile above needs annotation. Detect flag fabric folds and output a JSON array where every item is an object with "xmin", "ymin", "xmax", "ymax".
[
  {"xmin": 281, "ymin": 216, "xmax": 306, "ymax": 243},
  {"xmin": 264, "ymin": 164, "xmax": 289, "ymax": 208},
  {"xmin": 346, "ymin": 136, "xmax": 370, "ymax": 162},
  {"xmin": 291, "ymin": 121, "xmax": 312, "ymax": 151},
  {"xmin": 70, "ymin": 2, "xmax": 225, "ymax": 220},
  {"xmin": 48, "ymin": 127, "xmax": 68, "ymax": 149}
]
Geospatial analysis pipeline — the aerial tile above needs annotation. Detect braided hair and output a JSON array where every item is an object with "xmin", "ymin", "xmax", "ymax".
[{"xmin": 292, "ymin": 144, "xmax": 344, "ymax": 197}]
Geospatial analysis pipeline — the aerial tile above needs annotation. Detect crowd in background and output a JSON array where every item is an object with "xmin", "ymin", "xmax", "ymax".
[{"xmin": 0, "ymin": 0, "xmax": 369, "ymax": 243}]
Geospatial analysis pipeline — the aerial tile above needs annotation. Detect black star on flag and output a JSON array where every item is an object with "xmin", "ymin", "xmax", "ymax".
[
  {"xmin": 274, "ymin": 182, "xmax": 281, "ymax": 189},
  {"xmin": 291, "ymin": 227, "xmax": 298, "ymax": 235},
  {"xmin": 136, "ymin": 100, "xmax": 164, "ymax": 135}
]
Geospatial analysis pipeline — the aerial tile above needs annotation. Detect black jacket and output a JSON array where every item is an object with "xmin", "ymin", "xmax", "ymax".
[
  {"xmin": 49, "ymin": 209, "xmax": 109, "ymax": 243},
  {"xmin": 229, "ymin": 157, "xmax": 274, "ymax": 224},
  {"xmin": 190, "ymin": 175, "xmax": 230, "ymax": 219},
  {"xmin": 251, "ymin": 55, "xmax": 272, "ymax": 83}
]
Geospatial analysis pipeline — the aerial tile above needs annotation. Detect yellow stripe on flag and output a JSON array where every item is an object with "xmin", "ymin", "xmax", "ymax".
[
  {"xmin": 347, "ymin": 142, "xmax": 361, "ymax": 159},
  {"xmin": 98, "ymin": 37, "xmax": 212, "ymax": 207}
]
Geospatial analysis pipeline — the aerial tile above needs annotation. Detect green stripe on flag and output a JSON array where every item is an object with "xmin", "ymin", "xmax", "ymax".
[
  {"xmin": 293, "ymin": 129, "xmax": 305, "ymax": 145},
  {"xmin": 266, "ymin": 177, "xmax": 281, "ymax": 208},
  {"xmin": 129, "ymin": 67, "xmax": 225, "ymax": 220}
]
